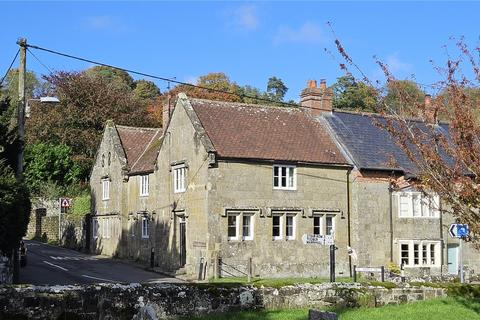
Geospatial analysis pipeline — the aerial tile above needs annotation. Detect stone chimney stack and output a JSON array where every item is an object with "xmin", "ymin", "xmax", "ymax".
[
  {"xmin": 162, "ymin": 94, "xmax": 174, "ymax": 131},
  {"xmin": 423, "ymin": 94, "xmax": 437, "ymax": 124},
  {"xmin": 300, "ymin": 79, "xmax": 333, "ymax": 116}
]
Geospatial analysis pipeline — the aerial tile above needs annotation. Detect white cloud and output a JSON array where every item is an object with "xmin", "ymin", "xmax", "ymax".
[
  {"xmin": 83, "ymin": 15, "xmax": 128, "ymax": 33},
  {"xmin": 225, "ymin": 5, "xmax": 259, "ymax": 32},
  {"xmin": 273, "ymin": 22, "xmax": 325, "ymax": 45},
  {"xmin": 385, "ymin": 54, "xmax": 412, "ymax": 74}
]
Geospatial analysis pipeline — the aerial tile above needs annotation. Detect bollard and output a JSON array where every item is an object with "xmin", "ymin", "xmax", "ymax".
[{"xmin": 150, "ymin": 247, "xmax": 155, "ymax": 269}]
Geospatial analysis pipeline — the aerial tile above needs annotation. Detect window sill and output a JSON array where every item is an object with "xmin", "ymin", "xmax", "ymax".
[
  {"xmin": 272, "ymin": 237, "xmax": 283, "ymax": 241},
  {"xmin": 174, "ymin": 190, "xmax": 186, "ymax": 194},
  {"xmin": 398, "ymin": 216, "xmax": 440, "ymax": 219},
  {"xmin": 273, "ymin": 188, "xmax": 297, "ymax": 191},
  {"xmin": 140, "ymin": 195, "xmax": 149, "ymax": 198},
  {"xmin": 142, "ymin": 236, "xmax": 150, "ymax": 239}
]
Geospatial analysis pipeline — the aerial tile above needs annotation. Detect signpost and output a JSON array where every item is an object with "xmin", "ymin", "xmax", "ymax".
[
  {"xmin": 58, "ymin": 198, "xmax": 72, "ymax": 242},
  {"xmin": 302, "ymin": 234, "xmax": 336, "ymax": 282},
  {"xmin": 449, "ymin": 224, "xmax": 469, "ymax": 283}
]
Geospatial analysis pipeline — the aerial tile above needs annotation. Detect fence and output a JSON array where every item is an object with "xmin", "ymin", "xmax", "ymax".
[{"xmin": 214, "ymin": 256, "xmax": 253, "ymax": 282}]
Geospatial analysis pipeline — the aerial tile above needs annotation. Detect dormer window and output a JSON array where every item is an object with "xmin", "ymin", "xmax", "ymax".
[{"xmin": 273, "ymin": 165, "xmax": 296, "ymax": 190}]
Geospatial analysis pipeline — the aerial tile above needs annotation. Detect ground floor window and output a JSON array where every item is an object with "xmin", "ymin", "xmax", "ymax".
[
  {"xmin": 312, "ymin": 213, "xmax": 336, "ymax": 237},
  {"xmin": 227, "ymin": 210, "xmax": 255, "ymax": 241},
  {"xmin": 142, "ymin": 217, "xmax": 150, "ymax": 239},
  {"xmin": 92, "ymin": 219, "xmax": 98, "ymax": 239},
  {"xmin": 271, "ymin": 211, "xmax": 297, "ymax": 240},
  {"xmin": 398, "ymin": 240, "xmax": 440, "ymax": 267}
]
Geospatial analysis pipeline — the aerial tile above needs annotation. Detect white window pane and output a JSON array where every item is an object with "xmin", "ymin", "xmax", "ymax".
[
  {"xmin": 412, "ymin": 195, "xmax": 421, "ymax": 217},
  {"xmin": 272, "ymin": 216, "xmax": 281, "ymax": 238},
  {"xmin": 288, "ymin": 167, "xmax": 294, "ymax": 188},
  {"xmin": 399, "ymin": 195, "xmax": 410, "ymax": 217},
  {"xmin": 413, "ymin": 243, "xmax": 420, "ymax": 265},
  {"xmin": 313, "ymin": 217, "xmax": 321, "ymax": 235},
  {"xmin": 326, "ymin": 215, "xmax": 334, "ymax": 236},
  {"xmin": 286, "ymin": 216, "xmax": 294, "ymax": 238},
  {"xmin": 228, "ymin": 215, "xmax": 237, "ymax": 239},
  {"xmin": 401, "ymin": 244, "xmax": 409, "ymax": 265},
  {"xmin": 242, "ymin": 215, "xmax": 252, "ymax": 239}
]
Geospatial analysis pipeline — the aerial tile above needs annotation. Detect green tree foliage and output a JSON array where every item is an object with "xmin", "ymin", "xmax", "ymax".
[
  {"xmin": 24, "ymin": 143, "xmax": 81, "ymax": 195},
  {"xmin": 85, "ymin": 66, "xmax": 134, "ymax": 90},
  {"xmin": 332, "ymin": 74, "xmax": 378, "ymax": 112},
  {"xmin": 0, "ymin": 161, "xmax": 30, "ymax": 255},
  {"xmin": 0, "ymin": 68, "xmax": 42, "ymax": 105},
  {"xmin": 266, "ymin": 76, "xmax": 288, "ymax": 102},
  {"xmin": 133, "ymin": 79, "xmax": 161, "ymax": 101},
  {"xmin": 383, "ymin": 80, "xmax": 424, "ymax": 115},
  {"xmin": 26, "ymin": 71, "xmax": 156, "ymax": 179},
  {"xmin": 165, "ymin": 72, "xmax": 290, "ymax": 106}
]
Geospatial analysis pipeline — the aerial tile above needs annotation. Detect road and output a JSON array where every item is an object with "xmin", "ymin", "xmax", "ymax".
[{"xmin": 19, "ymin": 240, "xmax": 181, "ymax": 285}]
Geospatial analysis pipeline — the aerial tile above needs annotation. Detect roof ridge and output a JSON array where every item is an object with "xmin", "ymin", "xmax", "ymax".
[
  {"xmin": 115, "ymin": 124, "xmax": 161, "ymax": 131},
  {"xmin": 332, "ymin": 109, "xmax": 449, "ymax": 125},
  {"xmin": 189, "ymin": 97, "xmax": 301, "ymax": 111}
]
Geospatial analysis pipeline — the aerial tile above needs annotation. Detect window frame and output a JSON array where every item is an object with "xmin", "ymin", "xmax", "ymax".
[
  {"xmin": 285, "ymin": 214, "xmax": 296, "ymax": 240},
  {"xmin": 226, "ymin": 211, "xmax": 255, "ymax": 241},
  {"xmin": 92, "ymin": 219, "xmax": 98, "ymax": 239},
  {"xmin": 141, "ymin": 216, "xmax": 150, "ymax": 239},
  {"xmin": 398, "ymin": 240, "xmax": 441, "ymax": 267},
  {"xmin": 273, "ymin": 165, "xmax": 297, "ymax": 190},
  {"xmin": 139, "ymin": 174, "xmax": 149, "ymax": 197},
  {"xmin": 227, "ymin": 213, "xmax": 240, "ymax": 241},
  {"xmin": 102, "ymin": 218, "xmax": 110, "ymax": 239},
  {"xmin": 312, "ymin": 212, "xmax": 337, "ymax": 238},
  {"xmin": 173, "ymin": 165, "xmax": 186, "ymax": 193},
  {"xmin": 242, "ymin": 213, "xmax": 254, "ymax": 241},
  {"xmin": 101, "ymin": 178, "xmax": 110, "ymax": 201},
  {"xmin": 397, "ymin": 191, "xmax": 439, "ymax": 219}
]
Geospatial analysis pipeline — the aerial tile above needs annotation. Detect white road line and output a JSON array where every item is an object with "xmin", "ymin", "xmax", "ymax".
[
  {"xmin": 43, "ymin": 261, "xmax": 68, "ymax": 271},
  {"xmin": 81, "ymin": 274, "xmax": 114, "ymax": 283}
]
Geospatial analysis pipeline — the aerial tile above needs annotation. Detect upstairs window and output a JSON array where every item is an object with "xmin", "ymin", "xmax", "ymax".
[
  {"xmin": 173, "ymin": 165, "xmax": 186, "ymax": 193},
  {"xmin": 140, "ymin": 175, "xmax": 149, "ymax": 197},
  {"xmin": 273, "ymin": 165, "xmax": 296, "ymax": 190},
  {"xmin": 102, "ymin": 178, "xmax": 110, "ymax": 200},
  {"xmin": 397, "ymin": 191, "xmax": 439, "ymax": 218}
]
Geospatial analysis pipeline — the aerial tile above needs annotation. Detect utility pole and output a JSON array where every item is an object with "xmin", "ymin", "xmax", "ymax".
[
  {"xmin": 16, "ymin": 38, "xmax": 26, "ymax": 179},
  {"xmin": 12, "ymin": 38, "xmax": 26, "ymax": 284}
]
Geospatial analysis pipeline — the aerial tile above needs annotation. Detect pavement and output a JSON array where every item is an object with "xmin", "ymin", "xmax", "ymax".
[{"xmin": 19, "ymin": 240, "xmax": 182, "ymax": 285}]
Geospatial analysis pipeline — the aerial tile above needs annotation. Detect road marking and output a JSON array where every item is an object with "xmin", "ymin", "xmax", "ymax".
[
  {"xmin": 43, "ymin": 261, "xmax": 68, "ymax": 271},
  {"xmin": 50, "ymin": 256, "xmax": 98, "ymax": 261},
  {"xmin": 81, "ymin": 274, "xmax": 114, "ymax": 283}
]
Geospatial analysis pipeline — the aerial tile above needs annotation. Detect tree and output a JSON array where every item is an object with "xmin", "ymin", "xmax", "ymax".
[
  {"xmin": 332, "ymin": 74, "xmax": 378, "ymax": 112},
  {"xmin": 133, "ymin": 79, "xmax": 161, "ymax": 101},
  {"xmin": 383, "ymin": 80, "xmax": 425, "ymax": 115},
  {"xmin": 85, "ymin": 66, "xmax": 135, "ymax": 90},
  {"xmin": 26, "ymin": 71, "xmax": 156, "ymax": 179},
  {"xmin": 0, "ymin": 161, "xmax": 30, "ymax": 255},
  {"xmin": 24, "ymin": 143, "xmax": 81, "ymax": 195},
  {"xmin": 266, "ymin": 76, "xmax": 288, "ymax": 102},
  {"xmin": 0, "ymin": 69, "xmax": 42, "ymax": 105},
  {"xmin": 333, "ymin": 36, "xmax": 480, "ymax": 239}
]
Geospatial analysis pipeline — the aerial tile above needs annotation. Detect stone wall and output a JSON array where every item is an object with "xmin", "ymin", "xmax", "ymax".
[
  {"xmin": 0, "ymin": 256, "xmax": 12, "ymax": 285},
  {"xmin": 26, "ymin": 211, "xmax": 87, "ymax": 251},
  {"xmin": 0, "ymin": 282, "xmax": 447, "ymax": 320}
]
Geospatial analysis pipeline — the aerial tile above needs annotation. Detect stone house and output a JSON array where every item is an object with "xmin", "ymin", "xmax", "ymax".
[
  {"xmin": 89, "ymin": 120, "xmax": 162, "ymax": 260},
  {"xmin": 153, "ymin": 93, "xmax": 353, "ymax": 278},
  {"xmin": 307, "ymin": 81, "xmax": 480, "ymax": 277}
]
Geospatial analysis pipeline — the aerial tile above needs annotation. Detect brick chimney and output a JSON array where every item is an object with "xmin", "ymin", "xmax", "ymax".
[
  {"xmin": 300, "ymin": 79, "xmax": 333, "ymax": 115},
  {"xmin": 423, "ymin": 94, "xmax": 437, "ymax": 124}
]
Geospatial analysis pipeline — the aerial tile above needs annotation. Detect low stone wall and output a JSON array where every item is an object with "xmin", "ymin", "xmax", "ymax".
[
  {"xmin": 0, "ymin": 256, "xmax": 12, "ymax": 285},
  {"xmin": 26, "ymin": 210, "xmax": 87, "ymax": 251},
  {"xmin": 0, "ymin": 282, "xmax": 446, "ymax": 319}
]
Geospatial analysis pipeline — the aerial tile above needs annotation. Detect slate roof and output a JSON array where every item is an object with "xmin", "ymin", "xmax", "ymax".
[
  {"xmin": 116, "ymin": 125, "xmax": 162, "ymax": 174},
  {"xmin": 324, "ymin": 110, "xmax": 450, "ymax": 173},
  {"xmin": 189, "ymin": 98, "xmax": 348, "ymax": 165}
]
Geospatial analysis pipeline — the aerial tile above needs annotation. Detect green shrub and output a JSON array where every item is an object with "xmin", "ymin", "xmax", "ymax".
[{"xmin": 72, "ymin": 193, "xmax": 90, "ymax": 216}]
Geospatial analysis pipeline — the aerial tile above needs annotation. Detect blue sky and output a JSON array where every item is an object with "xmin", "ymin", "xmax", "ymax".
[{"xmin": 1, "ymin": 1, "xmax": 479, "ymax": 101}]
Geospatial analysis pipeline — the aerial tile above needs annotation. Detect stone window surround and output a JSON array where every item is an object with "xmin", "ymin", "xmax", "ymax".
[
  {"xmin": 225, "ymin": 209, "xmax": 256, "ymax": 241},
  {"xmin": 172, "ymin": 164, "xmax": 187, "ymax": 193},
  {"xmin": 101, "ymin": 177, "xmax": 110, "ymax": 201},
  {"xmin": 92, "ymin": 219, "xmax": 98, "ymax": 239},
  {"xmin": 398, "ymin": 239, "xmax": 441, "ymax": 268},
  {"xmin": 141, "ymin": 216, "xmax": 150, "ymax": 239},
  {"xmin": 273, "ymin": 164, "xmax": 297, "ymax": 190},
  {"xmin": 312, "ymin": 211, "xmax": 337, "ymax": 238},
  {"xmin": 396, "ymin": 190, "xmax": 440, "ymax": 219},
  {"xmin": 139, "ymin": 174, "xmax": 149, "ymax": 197},
  {"xmin": 271, "ymin": 210, "xmax": 298, "ymax": 241}
]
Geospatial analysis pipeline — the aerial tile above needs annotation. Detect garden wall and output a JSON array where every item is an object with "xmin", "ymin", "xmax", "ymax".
[{"xmin": 0, "ymin": 282, "xmax": 447, "ymax": 319}]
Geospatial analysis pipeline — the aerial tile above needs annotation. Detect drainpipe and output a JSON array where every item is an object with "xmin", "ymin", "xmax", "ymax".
[
  {"xmin": 388, "ymin": 180, "xmax": 394, "ymax": 262},
  {"xmin": 439, "ymin": 198, "xmax": 444, "ymax": 276},
  {"xmin": 347, "ymin": 169, "xmax": 352, "ymax": 277}
]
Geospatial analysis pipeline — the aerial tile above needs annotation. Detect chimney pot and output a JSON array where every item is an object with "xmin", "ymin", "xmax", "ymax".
[
  {"xmin": 300, "ymin": 78, "xmax": 333, "ymax": 115},
  {"xmin": 320, "ymin": 79, "xmax": 327, "ymax": 90}
]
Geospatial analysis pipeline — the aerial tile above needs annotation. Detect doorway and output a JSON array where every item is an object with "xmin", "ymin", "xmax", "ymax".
[
  {"xmin": 179, "ymin": 216, "xmax": 187, "ymax": 267},
  {"xmin": 447, "ymin": 244, "xmax": 459, "ymax": 275}
]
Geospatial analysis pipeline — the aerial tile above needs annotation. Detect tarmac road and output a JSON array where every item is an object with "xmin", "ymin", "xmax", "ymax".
[{"xmin": 19, "ymin": 240, "xmax": 181, "ymax": 285}]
